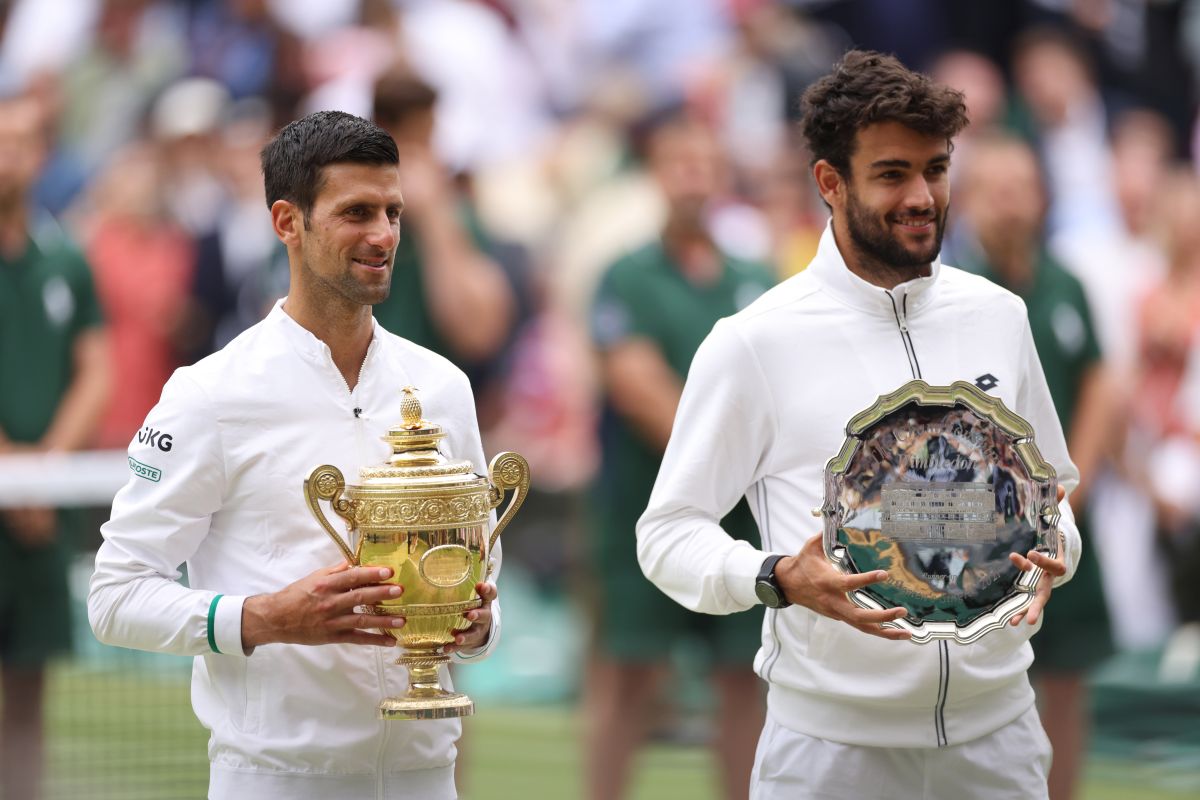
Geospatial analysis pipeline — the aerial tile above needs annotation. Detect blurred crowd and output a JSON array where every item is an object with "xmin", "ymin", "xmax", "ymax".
[{"xmin": 3, "ymin": 0, "xmax": 1200, "ymax": 797}]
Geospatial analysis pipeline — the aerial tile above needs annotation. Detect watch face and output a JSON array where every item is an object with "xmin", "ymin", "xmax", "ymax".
[{"xmin": 755, "ymin": 580, "xmax": 782, "ymax": 608}]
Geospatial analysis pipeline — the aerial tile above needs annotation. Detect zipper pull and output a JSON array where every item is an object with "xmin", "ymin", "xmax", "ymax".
[{"xmin": 897, "ymin": 315, "xmax": 909, "ymax": 334}]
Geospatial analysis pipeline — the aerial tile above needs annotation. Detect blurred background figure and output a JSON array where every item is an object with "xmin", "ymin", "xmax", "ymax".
[
  {"xmin": 77, "ymin": 142, "xmax": 193, "ymax": 450},
  {"xmin": 0, "ymin": 91, "xmax": 110, "ymax": 800},
  {"xmin": 180, "ymin": 96, "xmax": 287, "ymax": 362},
  {"xmin": 958, "ymin": 133, "xmax": 1115, "ymax": 800},
  {"xmin": 1131, "ymin": 169, "xmax": 1200, "ymax": 630},
  {"xmin": 584, "ymin": 108, "xmax": 772, "ymax": 800},
  {"xmin": 369, "ymin": 66, "xmax": 520, "ymax": 397}
]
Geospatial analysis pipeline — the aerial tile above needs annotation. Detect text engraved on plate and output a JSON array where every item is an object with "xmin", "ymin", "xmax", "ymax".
[{"xmin": 880, "ymin": 482, "xmax": 996, "ymax": 542}]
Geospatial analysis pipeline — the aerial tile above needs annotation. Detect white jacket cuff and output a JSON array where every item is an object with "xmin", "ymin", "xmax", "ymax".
[
  {"xmin": 210, "ymin": 594, "xmax": 249, "ymax": 656},
  {"xmin": 724, "ymin": 542, "xmax": 768, "ymax": 608}
]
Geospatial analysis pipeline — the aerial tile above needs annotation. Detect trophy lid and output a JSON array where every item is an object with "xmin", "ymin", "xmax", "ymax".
[{"xmin": 356, "ymin": 387, "xmax": 479, "ymax": 485}]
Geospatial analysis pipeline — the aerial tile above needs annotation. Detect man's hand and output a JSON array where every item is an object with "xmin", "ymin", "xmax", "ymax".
[
  {"xmin": 3, "ymin": 507, "xmax": 57, "ymax": 548},
  {"xmin": 775, "ymin": 535, "xmax": 912, "ymax": 641},
  {"xmin": 441, "ymin": 581, "xmax": 497, "ymax": 655},
  {"xmin": 241, "ymin": 562, "xmax": 406, "ymax": 651},
  {"xmin": 1008, "ymin": 484, "xmax": 1069, "ymax": 627}
]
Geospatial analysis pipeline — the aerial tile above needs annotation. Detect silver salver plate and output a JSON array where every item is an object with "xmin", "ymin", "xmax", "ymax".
[{"xmin": 820, "ymin": 380, "xmax": 1059, "ymax": 645}]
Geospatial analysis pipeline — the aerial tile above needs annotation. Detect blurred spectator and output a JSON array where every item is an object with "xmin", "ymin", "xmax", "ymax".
[
  {"xmin": 181, "ymin": 98, "xmax": 287, "ymax": 361},
  {"xmin": 81, "ymin": 142, "xmax": 194, "ymax": 449},
  {"xmin": 150, "ymin": 77, "xmax": 231, "ymax": 238},
  {"xmin": 0, "ymin": 0, "xmax": 99, "ymax": 92},
  {"xmin": 398, "ymin": 0, "xmax": 553, "ymax": 171},
  {"xmin": 186, "ymin": 0, "xmax": 287, "ymax": 100},
  {"xmin": 958, "ymin": 133, "xmax": 1115, "ymax": 800},
  {"xmin": 369, "ymin": 68, "xmax": 519, "ymax": 387},
  {"xmin": 927, "ymin": 47, "xmax": 1009, "ymax": 266},
  {"xmin": 52, "ymin": 0, "xmax": 188, "ymax": 210},
  {"xmin": 757, "ymin": 136, "xmax": 825, "ymax": 278},
  {"xmin": 1010, "ymin": 25, "xmax": 1123, "ymax": 240},
  {"xmin": 1133, "ymin": 168, "xmax": 1200, "ymax": 625},
  {"xmin": 1054, "ymin": 107, "xmax": 1174, "ymax": 373},
  {"xmin": 0, "ymin": 92, "xmax": 110, "ymax": 800},
  {"xmin": 584, "ymin": 110, "xmax": 772, "ymax": 800},
  {"xmin": 575, "ymin": 0, "xmax": 735, "ymax": 115}
]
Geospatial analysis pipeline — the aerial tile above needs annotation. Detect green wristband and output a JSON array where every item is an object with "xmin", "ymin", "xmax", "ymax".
[{"xmin": 207, "ymin": 594, "xmax": 224, "ymax": 654}]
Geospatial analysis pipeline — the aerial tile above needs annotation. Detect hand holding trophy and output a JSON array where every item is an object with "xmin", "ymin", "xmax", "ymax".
[
  {"xmin": 821, "ymin": 380, "xmax": 1060, "ymax": 645},
  {"xmin": 304, "ymin": 386, "xmax": 529, "ymax": 720}
]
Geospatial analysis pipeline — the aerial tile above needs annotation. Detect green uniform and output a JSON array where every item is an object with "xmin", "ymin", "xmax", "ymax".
[
  {"xmin": 0, "ymin": 228, "xmax": 104, "ymax": 666},
  {"xmin": 589, "ymin": 241, "xmax": 774, "ymax": 662},
  {"xmin": 978, "ymin": 252, "xmax": 1114, "ymax": 672},
  {"xmin": 371, "ymin": 206, "xmax": 495, "ymax": 365}
]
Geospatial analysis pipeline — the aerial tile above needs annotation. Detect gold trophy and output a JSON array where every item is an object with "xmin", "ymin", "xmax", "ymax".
[{"xmin": 303, "ymin": 386, "xmax": 529, "ymax": 720}]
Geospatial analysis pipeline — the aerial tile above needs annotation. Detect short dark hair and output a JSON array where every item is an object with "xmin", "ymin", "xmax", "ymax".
[
  {"xmin": 800, "ymin": 50, "xmax": 968, "ymax": 174},
  {"xmin": 260, "ymin": 110, "xmax": 398, "ymax": 219}
]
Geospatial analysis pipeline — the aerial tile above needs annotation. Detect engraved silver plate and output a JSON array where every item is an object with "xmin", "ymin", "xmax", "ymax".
[{"xmin": 821, "ymin": 380, "xmax": 1060, "ymax": 644}]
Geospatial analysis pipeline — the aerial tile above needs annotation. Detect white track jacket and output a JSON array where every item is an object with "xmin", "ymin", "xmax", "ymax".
[
  {"xmin": 638, "ymin": 226, "xmax": 1080, "ymax": 749},
  {"xmin": 89, "ymin": 301, "xmax": 500, "ymax": 799}
]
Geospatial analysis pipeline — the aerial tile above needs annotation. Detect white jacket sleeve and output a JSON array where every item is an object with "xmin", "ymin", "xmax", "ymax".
[
  {"xmin": 1015, "ymin": 315, "xmax": 1082, "ymax": 585},
  {"xmin": 637, "ymin": 320, "xmax": 776, "ymax": 614},
  {"xmin": 88, "ymin": 371, "xmax": 246, "ymax": 657}
]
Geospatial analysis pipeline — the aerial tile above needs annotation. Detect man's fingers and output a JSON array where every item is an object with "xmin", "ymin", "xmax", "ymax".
[
  {"xmin": 844, "ymin": 605, "xmax": 908, "ymax": 626},
  {"xmin": 1025, "ymin": 550, "xmax": 1066, "ymax": 576},
  {"xmin": 320, "ymin": 565, "xmax": 396, "ymax": 592},
  {"xmin": 329, "ymin": 613, "xmax": 406, "ymax": 632},
  {"xmin": 841, "ymin": 570, "xmax": 891, "ymax": 591},
  {"xmin": 332, "ymin": 583, "xmax": 404, "ymax": 612},
  {"xmin": 1056, "ymin": 485, "xmax": 1066, "ymax": 503},
  {"xmin": 475, "ymin": 581, "xmax": 497, "ymax": 603},
  {"xmin": 849, "ymin": 618, "xmax": 912, "ymax": 640}
]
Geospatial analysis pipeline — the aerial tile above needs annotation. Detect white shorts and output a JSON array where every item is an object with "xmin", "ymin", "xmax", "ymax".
[{"xmin": 749, "ymin": 705, "xmax": 1052, "ymax": 800}]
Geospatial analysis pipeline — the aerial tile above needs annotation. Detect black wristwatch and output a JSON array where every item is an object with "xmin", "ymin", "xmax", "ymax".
[{"xmin": 754, "ymin": 554, "xmax": 791, "ymax": 609}]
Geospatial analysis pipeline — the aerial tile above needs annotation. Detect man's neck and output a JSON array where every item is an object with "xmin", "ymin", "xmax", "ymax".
[
  {"xmin": 663, "ymin": 219, "xmax": 721, "ymax": 286},
  {"xmin": 0, "ymin": 206, "xmax": 28, "ymax": 260},
  {"xmin": 981, "ymin": 238, "xmax": 1036, "ymax": 290},
  {"xmin": 281, "ymin": 294, "xmax": 375, "ymax": 391}
]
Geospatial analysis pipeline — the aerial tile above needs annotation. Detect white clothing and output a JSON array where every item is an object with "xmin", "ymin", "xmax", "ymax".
[
  {"xmin": 89, "ymin": 301, "xmax": 501, "ymax": 800},
  {"xmin": 637, "ymin": 225, "xmax": 1080, "ymax": 750},
  {"xmin": 750, "ymin": 705, "xmax": 1051, "ymax": 800}
]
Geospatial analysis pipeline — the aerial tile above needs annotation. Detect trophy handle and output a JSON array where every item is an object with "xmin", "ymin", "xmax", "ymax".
[
  {"xmin": 303, "ymin": 464, "xmax": 359, "ymax": 565},
  {"xmin": 485, "ymin": 452, "xmax": 530, "ymax": 574}
]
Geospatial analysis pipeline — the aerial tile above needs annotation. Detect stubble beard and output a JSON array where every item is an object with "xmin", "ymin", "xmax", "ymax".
[
  {"xmin": 845, "ymin": 188, "xmax": 945, "ymax": 273},
  {"xmin": 303, "ymin": 253, "xmax": 392, "ymax": 309}
]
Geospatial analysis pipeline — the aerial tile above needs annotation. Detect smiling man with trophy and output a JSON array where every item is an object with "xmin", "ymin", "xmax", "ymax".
[
  {"xmin": 88, "ymin": 110, "xmax": 526, "ymax": 800},
  {"xmin": 637, "ymin": 51, "xmax": 1080, "ymax": 800}
]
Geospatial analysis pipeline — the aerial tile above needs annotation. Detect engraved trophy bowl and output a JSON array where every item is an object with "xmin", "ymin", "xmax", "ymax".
[
  {"xmin": 821, "ymin": 380, "xmax": 1059, "ymax": 645},
  {"xmin": 303, "ymin": 386, "xmax": 529, "ymax": 719}
]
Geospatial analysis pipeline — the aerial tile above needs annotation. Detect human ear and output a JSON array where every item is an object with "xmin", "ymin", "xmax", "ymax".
[
  {"xmin": 813, "ymin": 160, "xmax": 845, "ymax": 209},
  {"xmin": 270, "ymin": 200, "xmax": 302, "ymax": 246}
]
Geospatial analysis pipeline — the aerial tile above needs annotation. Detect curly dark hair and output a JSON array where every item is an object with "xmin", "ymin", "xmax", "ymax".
[{"xmin": 800, "ymin": 50, "xmax": 968, "ymax": 174}]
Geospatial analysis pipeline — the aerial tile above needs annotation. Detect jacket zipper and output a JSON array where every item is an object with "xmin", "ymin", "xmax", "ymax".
[
  {"xmin": 887, "ymin": 292, "xmax": 922, "ymax": 380},
  {"xmin": 886, "ymin": 288, "xmax": 949, "ymax": 747}
]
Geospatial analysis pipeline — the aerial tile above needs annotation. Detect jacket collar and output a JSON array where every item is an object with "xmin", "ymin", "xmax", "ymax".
[
  {"xmin": 807, "ymin": 222, "xmax": 942, "ymax": 317},
  {"xmin": 268, "ymin": 298, "xmax": 380, "ymax": 364}
]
